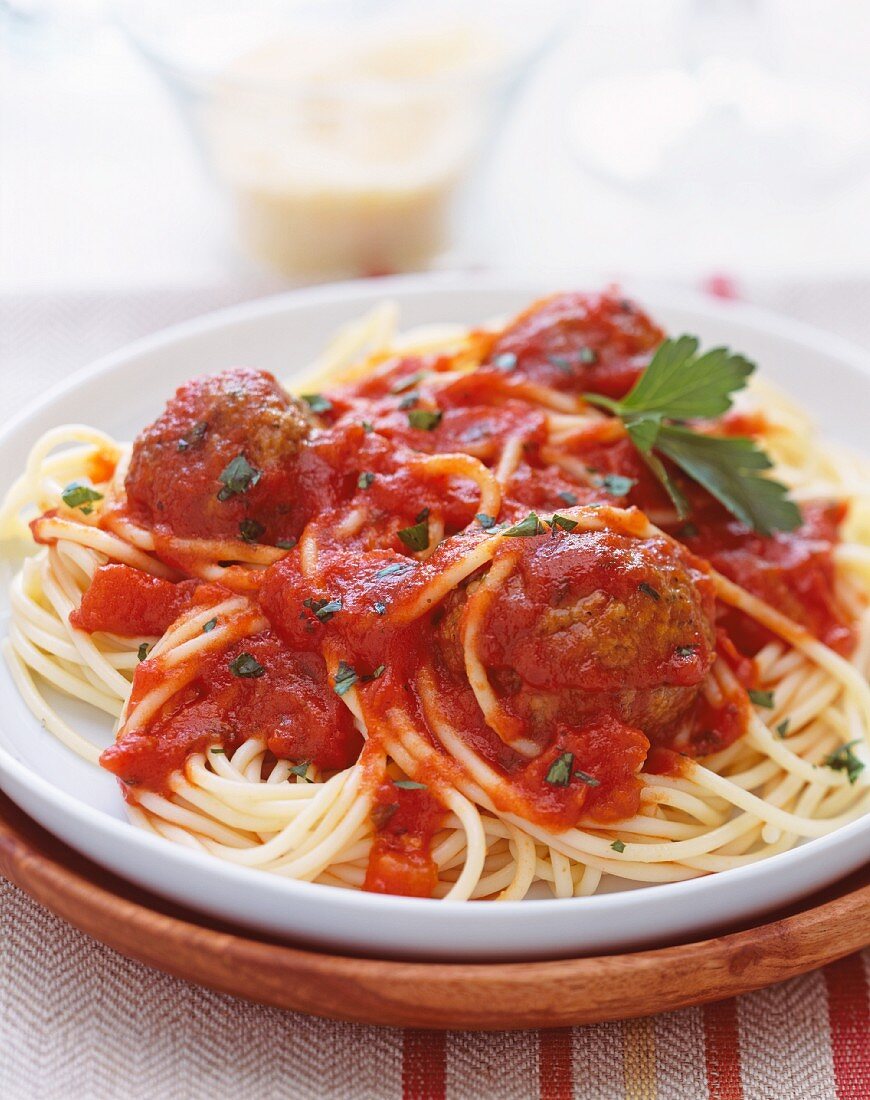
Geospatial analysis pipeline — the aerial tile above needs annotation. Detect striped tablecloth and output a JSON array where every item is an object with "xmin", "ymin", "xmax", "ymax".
[{"xmin": 0, "ymin": 278, "xmax": 868, "ymax": 1100}]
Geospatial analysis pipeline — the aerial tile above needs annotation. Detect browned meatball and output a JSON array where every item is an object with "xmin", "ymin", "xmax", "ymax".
[
  {"xmin": 436, "ymin": 525, "xmax": 717, "ymax": 741},
  {"xmin": 125, "ymin": 368, "xmax": 314, "ymax": 544}
]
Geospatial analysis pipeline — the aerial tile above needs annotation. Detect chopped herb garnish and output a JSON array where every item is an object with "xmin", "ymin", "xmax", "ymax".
[
  {"xmin": 575, "ymin": 769, "xmax": 601, "ymax": 787},
  {"xmin": 398, "ymin": 393, "xmax": 419, "ymax": 410},
  {"xmin": 217, "ymin": 455, "xmax": 261, "ymax": 501},
  {"xmin": 373, "ymin": 600, "xmax": 387, "ymax": 615},
  {"xmin": 598, "ymin": 473, "xmax": 636, "ymax": 497},
  {"xmin": 397, "ymin": 510, "xmax": 430, "ymax": 552},
  {"xmin": 202, "ymin": 618, "xmax": 217, "ymax": 633},
  {"xmin": 675, "ymin": 644, "xmax": 698, "ymax": 657},
  {"xmin": 391, "ymin": 371, "xmax": 425, "ymax": 394},
  {"xmin": 548, "ymin": 355, "xmax": 572, "ymax": 373},
  {"xmin": 289, "ymin": 760, "xmax": 312, "ymax": 782},
  {"xmin": 372, "ymin": 803, "xmax": 398, "ymax": 829},
  {"xmin": 557, "ymin": 490, "xmax": 578, "ymax": 506},
  {"xmin": 209, "ymin": 747, "xmax": 225, "ymax": 755},
  {"xmin": 493, "ymin": 352, "xmax": 517, "ymax": 372},
  {"xmin": 503, "ymin": 512, "xmax": 546, "ymax": 538},
  {"xmin": 775, "ymin": 719, "xmax": 791, "ymax": 738},
  {"xmin": 301, "ymin": 393, "xmax": 332, "ymax": 414},
  {"xmin": 361, "ymin": 663, "xmax": 386, "ymax": 682},
  {"xmin": 61, "ymin": 482, "xmax": 103, "ymax": 514},
  {"xmin": 638, "ymin": 582, "xmax": 661, "ymax": 601},
  {"xmin": 239, "ymin": 518, "xmax": 265, "ymax": 543},
  {"xmin": 362, "ymin": 420, "xmax": 374, "ymax": 433},
  {"xmin": 137, "ymin": 642, "xmax": 151, "ymax": 662},
  {"xmin": 476, "ymin": 513, "xmax": 497, "ymax": 529},
  {"xmin": 407, "ymin": 408, "xmax": 442, "ymax": 431},
  {"xmin": 357, "ymin": 471, "xmax": 375, "ymax": 489},
  {"xmin": 229, "ymin": 652, "xmax": 265, "ymax": 678},
  {"xmin": 545, "ymin": 751, "xmax": 574, "ymax": 787},
  {"xmin": 551, "ymin": 514, "xmax": 579, "ymax": 532},
  {"xmin": 749, "ymin": 689, "xmax": 775, "ymax": 708},
  {"xmin": 177, "ymin": 420, "xmax": 207, "ymax": 451},
  {"xmin": 375, "ymin": 561, "xmax": 415, "ymax": 579},
  {"xmin": 276, "ymin": 538, "xmax": 297, "ymax": 550},
  {"xmin": 824, "ymin": 740, "xmax": 865, "ymax": 785},
  {"xmin": 584, "ymin": 337, "xmax": 800, "ymax": 535},
  {"xmin": 333, "ymin": 661, "xmax": 358, "ymax": 696},
  {"xmin": 303, "ymin": 596, "xmax": 342, "ymax": 623},
  {"xmin": 610, "ymin": 839, "xmax": 626, "ymax": 854},
  {"xmin": 579, "ymin": 346, "xmax": 598, "ymax": 364},
  {"xmin": 394, "ymin": 779, "xmax": 427, "ymax": 790}
]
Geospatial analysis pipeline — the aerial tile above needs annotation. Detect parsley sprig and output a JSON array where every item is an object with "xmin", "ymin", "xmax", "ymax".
[{"xmin": 584, "ymin": 337, "xmax": 800, "ymax": 536}]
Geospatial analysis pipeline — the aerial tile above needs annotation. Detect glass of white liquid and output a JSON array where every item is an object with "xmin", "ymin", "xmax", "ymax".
[{"xmin": 118, "ymin": 0, "xmax": 570, "ymax": 280}]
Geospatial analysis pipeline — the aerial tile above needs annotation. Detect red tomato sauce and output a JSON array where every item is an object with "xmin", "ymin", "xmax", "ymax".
[
  {"xmin": 364, "ymin": 779, "xmax": 446, "ymax": 898},
  {"xmin": 100, "ymin": 630, "xmax": 362, "ymax": 793},
  {"xmin": 70, "ymin": 564, "xmax": 212, "ymax": 637}
]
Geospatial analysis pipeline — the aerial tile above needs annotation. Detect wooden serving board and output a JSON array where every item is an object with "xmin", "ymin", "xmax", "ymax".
[{"xmin": 0, "ymin": 791, "xmax": 866, "ymax": 1030}]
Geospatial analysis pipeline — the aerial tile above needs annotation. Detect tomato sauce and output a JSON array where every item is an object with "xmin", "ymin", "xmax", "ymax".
[
  {"xmin": 70, "ymin": 564, "xmax": 214, "ymax": 637},
  {"xmin": 363, "ymin": 779, "xmax": 446, "ymax": 897}
]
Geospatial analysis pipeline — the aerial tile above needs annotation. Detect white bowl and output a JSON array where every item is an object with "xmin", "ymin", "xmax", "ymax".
[{"xmin": 0, "ymin": 273, "xmax": 868, "ymax": 961}]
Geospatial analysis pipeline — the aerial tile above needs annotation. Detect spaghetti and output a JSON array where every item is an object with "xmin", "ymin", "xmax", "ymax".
[{"xmin": 2, "ymin": 289, "xmax": 868, "ymax": 901}]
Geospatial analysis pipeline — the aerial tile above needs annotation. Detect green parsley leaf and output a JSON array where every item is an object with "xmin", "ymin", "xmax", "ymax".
[
  {"xmin": 394, "ymin": 779, "xmax": 427, "ymax": 790},
  {"xmin": 748, "ymin": 689, "xmax": 775, "ymax": 708},
  {"xmin": 545, "ymin": 751, "xmax": 574, "ymax": 787},
  {"xmin": 357, "ymin": 471, "xmax": 375, "ymax": 489},
  {"xmin": 638, "ymin": 582, "xmax": 661, "ymax": 601},
  {"xmin": 675, "ymin": 644, "xmax": 698, "ymax": 657},
  {"xmin": 598, "ymin": 473, "xmax": 636, "ymax": 497},
  {"xmin": 391, "ymin": 371, "xmax": 425, "ymax": 394},
  {"xmin": 610, "ymin": 839, "xmax": 626, "ymax": 853},
  {"xmin": 398, "ymin": 392, "xmax": 419, "ymax": 410},
  {"xmin": 289, "ymin": 760, "xmax": 312, "ymax": 782},
  {"xmin": 333, "ymin": 661, "xmax": 358, "ymax": 696},
  {"xmin": 775, "ymin": 719, "xmax": 791, "ymax": 738},
  {"xmin": 397, "ymin": 511, "xmax": 430, "ymax": 552},
  {"xmin": 824, "ymin": 740, "xmax": 865, "ymax": 785},
  {"xmin": 375, "ymin": 562, "xmax": 415, "ymax": 579},
  {"xmin": 654, "ymin": 427, "xmax": 800, "ymax": 537},
  {"xmin": 301, "ymin": 393, "xmax": 332, "ymax": 414},
  {"xmin": 575, "ymin": 769, "xmax": 601, "ymax": 787},
  {"xmin": 503, "ymin": 512, "xmax": 546, "ymax": 537},
  {"xmin": 551, "ymin": 514, "xmax": 578, "ymax": 532},
  {"xmin": 303, "ymin": 596, "xmax": 342, "ymax": 623},
  {"xmin": 239, "ymin": 518, "xmax": 265, "ymax": 543},
  {"xmin": 62, "ymin": 482, "xmax": 103, "ymax": 514},
  {"xmin": 229, "ymin": 652, "xmax": 265, "ymax": 678},
  {"xmin": 209, "ymin": 747, "xmax": 225, "ymax": 755},
  {"xmin": 202, "ymin": 618, "xmax": 217, "ymax": 633},
  {"xmin": 476, "ymin": 512, "xmax": 497, "ymax": 529},
  {"xmin": 177, "ymin": 421, "xmax": 207, "ymax": 452},
  {"xmin": 373, "ymin": 600, "xmax": 387, "ymax": 615},
  {"xmin": 578, "ymin": 346, "xmax": 598, "ymax": 364},
  {"xmin": 137, "ymin": 642, "xmax": 150, "ymax": 662},
  {"xmin": 362, "ymin": 420, "xmax": 374, "ymax": 433},
  {"xmin": 276, "ymin": 538, "xmax": 297, "ymax": 550},
  {"xmin": 407, "ymin": 408, "xmax": 442, "ymax": 431},
  {"xmin": 583, "ymin": 336, "xmax": 800, "ymax": 535},
  {"xmin": 557, "ymin": 490, "xmax": 578, "ymax": 506},
  {"xmin": 361, "ymin": 663, "xmax": 386, "ymax": 682},
  {"xmin": 549, "ymin": 355, "xmax": 573, "ymax": 373},
  {"xmin": 217, "ymin": 455, "xmax": 261, "ymax": 501},
  {"xmin": 614, "ymin": 336, "xmax": 755, "ymax": 420}
]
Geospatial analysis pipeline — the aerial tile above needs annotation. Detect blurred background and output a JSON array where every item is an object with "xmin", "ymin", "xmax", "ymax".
[{"xmin": 3, "ymin": 0, "xmax": 870, "ymax": 381}]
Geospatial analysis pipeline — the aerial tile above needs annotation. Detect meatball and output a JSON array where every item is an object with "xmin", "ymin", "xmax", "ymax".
[
  {"xmin": 486, "ymin": 290, "xmax": 664, "ymax": 398},
  {"xmin": 125, "ymin": 368, "xmax": 314, "ymax": 544},
  {"xmin": 437, "ymin": 526, "xmax": 717, "ymax": 742}
]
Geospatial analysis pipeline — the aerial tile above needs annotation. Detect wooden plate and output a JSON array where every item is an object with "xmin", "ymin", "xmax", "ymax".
[{"xmin": 0, "ymin": 791, "xmax": 866, "ymax": 1030}]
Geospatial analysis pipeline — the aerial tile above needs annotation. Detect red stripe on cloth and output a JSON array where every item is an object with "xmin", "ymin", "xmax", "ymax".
[
  {"xmin": 539, "ymin": 1028, "xmax": 573, "ymax": 1100},
  {"xmin": 825, "ymin": 953, "xmax": 870, "ymax": 1100},
  {"xmin": 703, "ymin": 999, "xmax": 743, "ymax": 1100},
  {"xmin": 403, "ymin": 1030, "xmax": 446, "ymax": 1100}
]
